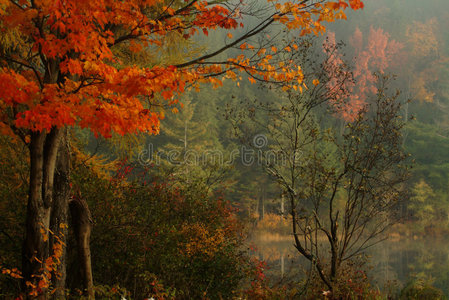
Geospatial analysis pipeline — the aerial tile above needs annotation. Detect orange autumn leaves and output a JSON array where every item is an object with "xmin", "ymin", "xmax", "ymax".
[
  {"xmin": 1, "ymin": 224, "xmax": 66, "ymax": 297},
  {"xmin": 179, "ymin": 223, "xmax": 226, "ymax": 258},
  {"xmin": 324, "ymin": 27, "xmax": 402, "ymax": 121},
  {"xmin": 0, "ymin": 0, "xmax": 363, "ymax": 138}
]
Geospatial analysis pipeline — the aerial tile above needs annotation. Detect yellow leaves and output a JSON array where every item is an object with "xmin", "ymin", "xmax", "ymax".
[
  {"xmin": 313, "ymin": 79, "xmax": 320, "ymax": 86},
  {"xmin": 275, "ymin": 2, "xmax": 293, "ymax": 14},
  {"xmin": 406, "ymin": 18, "xmax": 439, "ymax": 58},
  {"xmin": 227, "ymin": 33, "xmax": 233, "ymax": 39},
  {"xmin": 72, "ymin": 146, "xmax": 115, "ymax": 179},
  {"xmin": 336, "ymin": 9, "xmax": 347, "ymax": 20},
  {"xmin": 413, "ymin": 74, "xmax": 435, "ymax": 102},
  {"xmin": 270, "ymin": 0, "xmax": 360, "ymax": 36},
  {"xmin": 179, "ymin": 223, "xmax": 226, "ymax": 258},
  {"xmin": 209, "ymin": 77, "xmax": 223, "ymax": 89},
  {"xmin": 248, "ymin": 77, "xmax": 256, "ymax": 84},
  {"xmin": 271, "ymin": 46, "xmax": 277, "ymax": 53},
  {"xmin": 226, "ymin": 69, "xmax": 237, "ymax": 80}
]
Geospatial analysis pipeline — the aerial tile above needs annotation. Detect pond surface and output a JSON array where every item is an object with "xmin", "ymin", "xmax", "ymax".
[{"xmin": 251, "ymin": 234, "xmax": 449, "ymax": 296}]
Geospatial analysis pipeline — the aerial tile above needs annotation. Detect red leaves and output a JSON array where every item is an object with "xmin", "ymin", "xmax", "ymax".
[
  {"xmin": 327, "ymin": 0, "xmax": 364, "ymax": 10},
  {"xmin": 60, "ymin": 59, "xmax": 83, "ymax": 76},
  {"xmin": 349, "ymin": 0, "xmax": 364, "ymax": 10},
  {"xmin": 0, "ymin": 0, "xmax": 364, "ymax": 138},
  {"xmin": 0, "ymin": 69, "xmax": 39, "ymax": 105},
  {"xmin": 192, "ymin": 3, "xmax": 238, "ymax": 30}
]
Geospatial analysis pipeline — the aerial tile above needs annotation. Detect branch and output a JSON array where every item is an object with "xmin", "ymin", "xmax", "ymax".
[
  {"xmin": 175, "ymin": 12, "xmax": 277, "ymax": 69},
  {"xmin": 1, "ymin": 56, "xmax": 43, "ymax": 89}
]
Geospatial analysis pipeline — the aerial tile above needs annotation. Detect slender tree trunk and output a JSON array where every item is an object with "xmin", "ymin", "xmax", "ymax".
[
  {"xmin": 69, "ymin": 197, "xmax": 94, "ymax": 299},
  {"xmin": 330, "ymin": 219, "xmax": 339, "ymax": 285},
  {"xmin": 22, "ymin": 129, "xmax": 61, "ymax": 298},
  {"xmin": 50, "ymin": 129, "xmax": 70, "ymax": 299},
  {"xmin": 330, "ymin": 244, "xmax": 338, "ymax": 286},
  {"xmin": 23, "ymin": 131, "xmax": 48, "ymax": 295}
]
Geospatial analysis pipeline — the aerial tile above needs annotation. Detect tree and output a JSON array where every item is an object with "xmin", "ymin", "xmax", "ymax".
[
  {"xmin": 279, "ymin": 78, "xmax": 409, "ymax": 295},
  {"xmin": 228, "ymin": 36, "xmax": 408, "ymax": 295},
  {"xmin": 324, "ymin": 27, "xmax": 403, "ymax": 121},
  {"xmin": 0, "ymin": 0, "xmax": 364, "ymax": 297},
  {"xmin": 155, "ymin": 94, "xmax": 224, "ymax": 185}
]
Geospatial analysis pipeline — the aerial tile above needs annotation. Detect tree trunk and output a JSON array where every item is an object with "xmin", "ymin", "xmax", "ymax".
[
  {"xmin": 50, "ymin": 129, "xmax": 70, "ymax": 299},
  {"xmin": 22, "ymin": 129, "xmax": 61, "ymax": 298},
  {"xmin": 69, "ymin": 196, "xmax": 94, "ymax": 299}
]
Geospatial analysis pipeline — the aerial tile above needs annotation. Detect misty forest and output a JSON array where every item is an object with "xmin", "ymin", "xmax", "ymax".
[{"xmin": 1, "ymin": 0, "xmax": 449, "ymax": 299}]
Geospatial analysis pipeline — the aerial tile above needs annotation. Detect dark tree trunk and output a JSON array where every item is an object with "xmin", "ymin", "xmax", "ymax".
[
  {"xmin": 69, "ymin": 196, "xmax": 94, "ymax": 299},
  {"xmin": 50, "ymin": 129, "xmax": 70, "ymax": 299},
  {"xmin": 22, "ymin": 129, "xmax": 61, "ymax": 298}
]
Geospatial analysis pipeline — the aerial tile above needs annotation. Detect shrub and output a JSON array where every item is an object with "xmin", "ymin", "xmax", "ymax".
[
  {"xmin": 399, "ymin": 279, "xmax": 444, "ymax": 300},
  {"xmin": 71, "ymin": 160, "xmax": 257, "ymax": 299}
]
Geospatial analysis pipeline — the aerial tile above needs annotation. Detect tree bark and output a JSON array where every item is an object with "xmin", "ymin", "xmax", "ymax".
[
  {"xmin": 50, "ymin": 129, "xmax": 70, "ymax": 299},
  {"xmin": 22, "ymin": 129, "xmax": 61, "ymax": 298},
  {"xmin": 69, "ymin": 196, "xmax": 94, "ymax": 299}
]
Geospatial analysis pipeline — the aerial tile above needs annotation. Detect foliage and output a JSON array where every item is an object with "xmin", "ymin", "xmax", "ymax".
[
  {"xmin": 324, "ymin": 27, "xmax": 403, "ymax": 121},
  {"xmin": 0, "ymin": 134, "xmax": 28, "ymax": 296},
  {"xmin": 408, "ymin": 179, "xmax": 449, "ymax": 234},
  {"xmin": 0, "ymin": 0, "xmax": 363, "ymax": 138},
  {"xmin": 306, "ymin": 258, "xmax": 384, "ymax": 299},
  {"xmin": 405, "ymin": 18, "xmax": 442, "ymax": 103},
  {"xmin": 399, "ymin": 278, "xmax": 445, "ymax": 300},
  {"xmin": 148, "ymin": 91, "xmax": 232, "ymax": 191},
  {"xmin": 255, "ymin": 213, "xmax": 291, "ymax": 236},
  {"xmin": 1, "ymin": 224, "xmax": 66, "ymax": 298},
  {"xmin": 70, "ymin": 158, "xmax": 257, "ymax": 299}
]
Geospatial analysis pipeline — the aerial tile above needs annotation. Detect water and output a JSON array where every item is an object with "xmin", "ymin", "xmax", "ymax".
[{"xmin": 251, "ymin": 234, "xmax": 449, "ymax": 296}]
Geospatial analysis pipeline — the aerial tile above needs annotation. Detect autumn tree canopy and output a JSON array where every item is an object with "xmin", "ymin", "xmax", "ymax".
[{"xmin": 0, "ymin": 0, "xmax": 363, "ymax": 138}]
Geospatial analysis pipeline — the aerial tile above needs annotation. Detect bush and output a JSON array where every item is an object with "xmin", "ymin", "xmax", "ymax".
[
  {"xmin": 71, "ymin": 160, "xmax": 258, "ymax": 299},
  {"xmin": 399, "ymin": 279, "xmax": 444, "ymax": 300}
]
